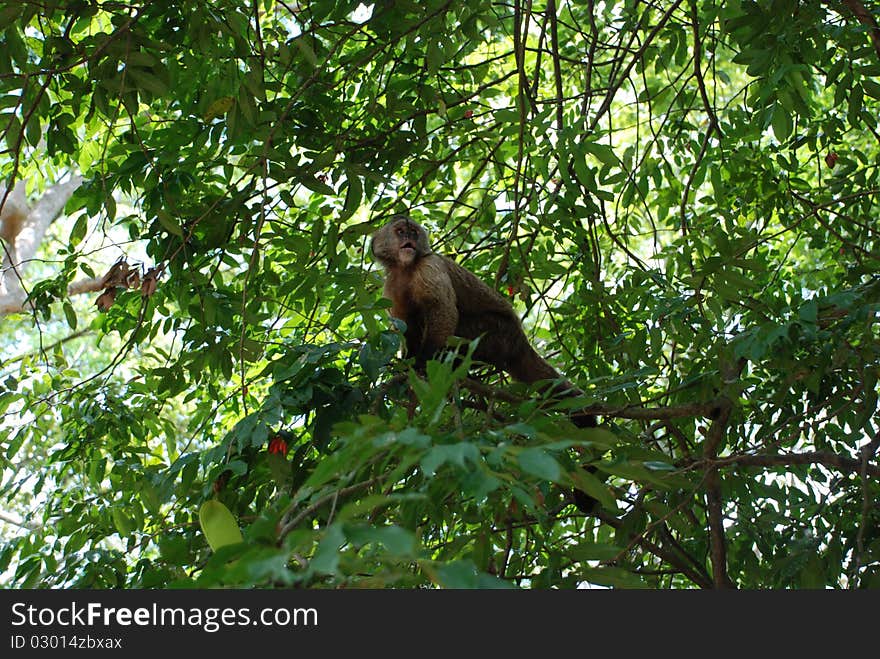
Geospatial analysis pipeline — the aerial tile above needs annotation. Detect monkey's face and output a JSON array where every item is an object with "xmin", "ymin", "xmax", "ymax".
[
  {"xmin": 396, "ymin": 220, "xmax": 422, "ymax": 265},
  {"xmin": 372, "ymin": 216, "xmax": 430, "ymax": 268}
]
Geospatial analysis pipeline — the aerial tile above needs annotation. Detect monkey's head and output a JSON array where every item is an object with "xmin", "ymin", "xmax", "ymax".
[{"xmin": 371, "ymin": 215, "xmax": 431, "ymax": 268}]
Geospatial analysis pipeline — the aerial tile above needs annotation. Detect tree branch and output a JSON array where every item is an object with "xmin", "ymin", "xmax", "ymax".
[
  {"xmin": 461, "ymin": 377, "xmax": 725, "ymax": 420},
  {"xmin": 828, "ymin": 0, "xmax": 880, "ymax": 62},
  {"xmin": 0, "ymin": 328, "xmax": 91, "ymax": 367},
  {"xmin": 854, "ymin": 428, "xmax": 880, "ymax": 586},
  {"xmin": 705, "ymin": 450, "xmax": 880, "ymax": 479},
  {"xmin": 278, "ymin": 474, "xmax": 386, "ymax": 539},
  {"xmin": 0, "ymin": 174, "xmax": 90, "ymax": 315},
  {"xmin": 703, "ymin": 398, "xmax": 734, "ymax": 588},
  {"xmin": 547, "ymin": 0, "xmax": 565, "ymax": 132},
  {"xmin": 591, "ymin": 0, "xmax": 686, "ymax": 130},
  {"xmin": 0, "ymin": 510, "xmax": 38, "ymax": 530},
  {"xmin": 0, "ymin": 274, "xmax": 107, "ymax": 316},
  {"xmin": 594, "ymin": 509, "xmax": 714, "ymax": 588}
]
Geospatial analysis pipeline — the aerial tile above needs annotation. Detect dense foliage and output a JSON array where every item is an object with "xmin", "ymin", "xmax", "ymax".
[{"xmin": 1, "ymin": 0, "xmax": 878, "ymax": 589}]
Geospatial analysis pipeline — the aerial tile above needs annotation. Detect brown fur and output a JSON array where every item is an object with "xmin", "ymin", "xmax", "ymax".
[
  {"xmin": 371, "ymin": 215, "xmax": 595, "ymax": 426},
  {"xmin": 0, "ymin": 184, "xmax": 28, "ymax": 267}
]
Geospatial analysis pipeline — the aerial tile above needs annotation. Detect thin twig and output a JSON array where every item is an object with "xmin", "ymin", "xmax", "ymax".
[{"xmin": 278, "ymin": 474, "xmax": 386, "ymax": 538}]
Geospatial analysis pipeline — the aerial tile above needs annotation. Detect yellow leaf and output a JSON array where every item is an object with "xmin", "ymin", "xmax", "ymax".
[{"xmin": 198, "ymin": 500, "xmax": 243, "ymax": 551}]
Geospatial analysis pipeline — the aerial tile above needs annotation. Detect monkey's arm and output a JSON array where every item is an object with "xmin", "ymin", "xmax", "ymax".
[{"xmin": 409, "ymin": 255, "xmax": 459, "ymax": 363}]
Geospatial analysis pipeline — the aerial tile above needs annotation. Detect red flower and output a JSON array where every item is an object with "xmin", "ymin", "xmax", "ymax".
[
  {"xmin": 463, "ymin": 109, "xmax": 474, "ymax": 119},
  {"xmin": 268, "ymin": 436, "xmax": 289, "ymax": 455}
]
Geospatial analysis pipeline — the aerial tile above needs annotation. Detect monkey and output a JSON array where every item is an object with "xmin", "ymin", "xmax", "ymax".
[
  {"xmin": 0, "ymin": 184, "xmax": 28, "ymax": 260},
  {"xmin": 0, "ymin": 183, "xmax": 29, "ymax": 296},
  {"xmin": 370, "ymin": 216, "xmax": 589, "ymax": 396},
  {"xmin": 371, "ymin": 215, "xmax": 602, "ymax": 511}
]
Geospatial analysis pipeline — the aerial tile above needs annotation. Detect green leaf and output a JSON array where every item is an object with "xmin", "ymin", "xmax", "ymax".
[
  {"xmin": 799, "ymin": 299, "xmax": 818, "ymax": 324},
  {"xmin": 578, "ymin": 566, "xmax": 647, "ymax": 588},
  {"xmin": 598, "ymin": 461, "xmax": 680, "ymax": 489},
  {"xmin": 292, "ymin": 36, "xmax": 318, "ymax": 67},
  {"xmin": 69, "ymin": 214, "xmax": 87, "ymax": 247},
  {"xmin": 111, "ymin": 507, "xmax": 133, "ymax": 537},
  {"xmin": 426, "ymin": 41, "xmax": 443, "ymax": 75},
  {"xmin": 643, "ymin": 461, "xmax": 676, "ymax": 471},
  {"xmin": 567, "ymin": 542, "xmax": 624, "ymax": 562},
  {"xmin": 198, "ymin": 500, "xmax": 244, "ymax": 551},
  {"xmin": 4, "ymin": 114, "xmax": 21, "ymax": 151},
  {"xmin": 432, "ymin": 560, "xmax": 515, "ymax": 589},
  {"xmin": 862, "ymin": 79, "xmax": 880, "ymax": 101},
  {"xmin": 344, "ymin": 524, "xmax": 417, "ymax": 556},
  {"xmin": 310, "ymin": 524, "xmax": 344, "ymax": 575},
  {"xmin": 62, "ymin": 301, "xmax": 77, "ymax": 330},
  {"xmin": 340, "ymin": 174, "xmax": 362, "ymax": 220},
  {"xmin": 421, "ymin": 443, "xmax": 480, "ymax": 477},
  {"xmin": 569, "ymin": 467, "xmax": 617, "ymax": 510},
  {"xmin": 237, "ymin": 86, "xmax": 257, "ymax": 126},
  {"xmin": 772, "ymin": 107, "xmax": 793, "ymax": 142},
  {"xmin": 574, "ymin": 427, "xmax": 620, "ymax": 450},
  {"xmin": 517, "ymin": 447, "xmax": 561, "ymax": 482},
  {"xmin": 582, "ymin": 141, "xmax": 619, "ymax": 167},
  {"xmin": 267, "ymin": 452, "xmax": 291, "ymax": 487},
  {"xmin": 299, "ymin": 176, "xmax": 336, "ymax": 196},
  {"xmin": 156, "ymin": 210, "xmax": 183, "ymax": 237},
  {"xmin": 127, "ymin": 68, "xmax": 169, "ymax": 97},
  {"xmin": 203, "ymin": 96, "xmax": 234, "ymax": 121}
]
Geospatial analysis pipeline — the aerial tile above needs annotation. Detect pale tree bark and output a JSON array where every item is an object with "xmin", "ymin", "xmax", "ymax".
[
  {"xmin": 0, "ymin": 509, "xmax": 39, "ymax": 530},
  {"xmin": 0, "ymin": 180, "xmax": 30, "ymax": 298},
  {"xmin": 0, "ymin": 175, "xmax": 106, "ymax": 315}
]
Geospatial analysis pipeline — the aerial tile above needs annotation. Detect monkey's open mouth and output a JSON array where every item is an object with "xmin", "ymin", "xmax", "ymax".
[{"xmin": 400, "ymin": 241, "xmax": 416, "ymax": 253}]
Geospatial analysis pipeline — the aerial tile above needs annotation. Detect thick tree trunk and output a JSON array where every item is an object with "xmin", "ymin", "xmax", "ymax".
[{"xmin": 0, "ymin": 175, "xmax": 90, "ymax": 315}]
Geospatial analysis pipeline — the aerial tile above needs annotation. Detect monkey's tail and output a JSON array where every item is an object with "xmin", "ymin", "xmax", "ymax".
[
  {"xmin": 508, "ymin": 346, "xmax": 562, "ymax": 383},
  {"xmin": 500, "ymin": 338, "xmax": 596, "ymax": 418},
  {"xmin": 511, "ymin": 348, "xmax": 600, "ymax": 512},
  {"xmin": 508, "ymin": 347, "xmax": 596, "ymax": 427}
]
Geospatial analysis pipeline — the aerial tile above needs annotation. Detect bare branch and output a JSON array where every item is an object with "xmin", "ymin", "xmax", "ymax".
[
  {"xmin": 0, "ymin": 274, "xmax": 107, "ymax": 316},
  {"xmin": 278, "ymin": 474, "xmax": 386, "ymax": 539},
  {"xmin": 1, "ymin": 329, "xmax": 91, "ymax": 368},
  {"xmin": 0, "ymin": 175, "xmax": 84, "ymax": 315},
  {"xmin": 705, "ymin": 450, "xmax": 880, "ymax": 479},
  {"xmin": 0, "ymin": 510, "xmax": 38, "ymax": 530}
]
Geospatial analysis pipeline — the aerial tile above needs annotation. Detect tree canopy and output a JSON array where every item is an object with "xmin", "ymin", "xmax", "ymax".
[{"xmin": 0, "ymin": 0, "xmax": 879, "ymax": 589}]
